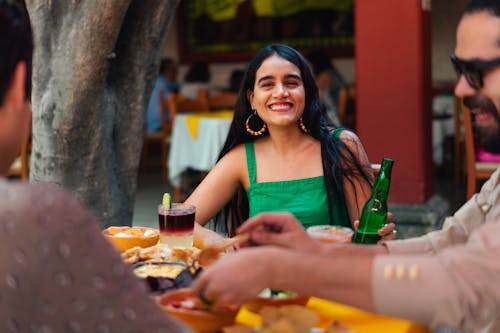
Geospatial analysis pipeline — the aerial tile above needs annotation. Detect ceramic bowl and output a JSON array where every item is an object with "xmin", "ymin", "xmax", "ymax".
[
  {"xmin": 158, "ymin": 288, "xmax": 239, "ymax": 333},
  {"xmin": 306, "ymin": 225, "xmax": 354, "ymax": 244},
  {"xmin": 102, "ymin": 226, "xmax": 159, "ymax": 252}
]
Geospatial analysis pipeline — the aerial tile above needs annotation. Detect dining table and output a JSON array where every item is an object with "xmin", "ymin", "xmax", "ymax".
[
  {"xmin": 236, "ymin": 297, "xmax": 432, "ymax": 333},
  {"xmin": 168, "ymin": 110, "xmax": 234, "ymax": 200}
]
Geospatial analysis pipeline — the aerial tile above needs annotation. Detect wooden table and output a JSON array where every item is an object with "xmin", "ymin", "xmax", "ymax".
[{"xmin": 236, "ymin": 297, "xmax": 432, "ymax": 333}]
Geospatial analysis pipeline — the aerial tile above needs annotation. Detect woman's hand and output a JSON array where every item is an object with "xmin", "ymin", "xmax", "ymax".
[{"xmin": 353, "ymin": 212, "xmax": 397, "ymax": 242}]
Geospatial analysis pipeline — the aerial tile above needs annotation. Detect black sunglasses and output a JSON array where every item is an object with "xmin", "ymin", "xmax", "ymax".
[{"xmin": 450, "ymin": 54, "xmax": 500, "ymax": 89}]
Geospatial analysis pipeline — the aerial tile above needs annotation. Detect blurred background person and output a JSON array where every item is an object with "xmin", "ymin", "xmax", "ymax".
[
  {"xmin": 180, "ymin": 61, "xmax": 213, "ymax": 100},
  {"xmin": 145, "ymin": 58, "xmax": 179, "ymax": 132},
  {"xmin": 227, "ymin": 69, "xmax": 245, "ymax": 94},
  {"xmin": 307, "ymin": 50, "xmax": 348, "ymax": 127}
]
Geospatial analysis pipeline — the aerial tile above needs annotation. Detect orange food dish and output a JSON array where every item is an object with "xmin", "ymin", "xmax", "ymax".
[
  {"xmin": 306, "ymin": 225, "xmax": 353, "ymax": 244},
  {"xmin": 103, "ymin": 226, "xmax": 159, "ymax": 252},
  {"xmin": 159, "ymin": 288, "xmax": 239, "ymax": 333}
]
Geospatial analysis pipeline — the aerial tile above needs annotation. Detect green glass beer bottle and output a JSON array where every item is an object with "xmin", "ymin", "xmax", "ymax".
[{"xmin": 352, "ymin": 158, "xmax": 394, "ymax": 244}]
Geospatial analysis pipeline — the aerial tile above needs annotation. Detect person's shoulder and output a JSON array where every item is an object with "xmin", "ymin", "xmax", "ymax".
[
  {"xmin": 0, "ymin": 179, "xmax": 102, "ymax": 241},
  {"xmin": 224, "ymin": 143, "xmax": 247, "ymax": 160},
  {"xmin": 0, "ymin": 179, "xmax": 83, "ymax": 216}
]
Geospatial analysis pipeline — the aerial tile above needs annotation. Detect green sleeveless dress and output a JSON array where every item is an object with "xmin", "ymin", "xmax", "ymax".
[{"xmin": 245, "ymin": 129, "xmax": 350, "ymax": 228}]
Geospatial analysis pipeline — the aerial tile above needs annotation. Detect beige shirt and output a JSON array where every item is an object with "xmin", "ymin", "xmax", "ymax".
[
  {"xmin": 372, "ymin": 167, "xmax": 500, "ymax": 332},
  {"xmin": 0, "ymin": 180, "xmax": 192, "ymax": 332}
]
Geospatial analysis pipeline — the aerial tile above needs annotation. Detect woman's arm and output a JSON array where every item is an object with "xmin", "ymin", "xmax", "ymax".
[
  {"xmin": 338, "ymin": 130, "xmax": 373, "ymax": 223},
  {"xmin": 339, "ymin": 131, "xmax": 396, "ymax": 240},
  {"xmin": 186, "ymin": 145, "xmax": 247, "ymax": 244}
]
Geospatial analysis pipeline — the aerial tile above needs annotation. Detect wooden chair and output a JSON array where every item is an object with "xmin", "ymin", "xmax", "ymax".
[
  {"xmin": 168, "ymin": 92, "xmax": 209, "ymax": 124},
  {"xmin": 141, "ymin": 90, "xmax": 173, "ymax": 182},
  {"xmin": 462, "ymin": 101, "xmax": 499, "ymax": 199},
  {"xmin": 7, "ymin": 134, "xmax": 30, "ymax": 181},
  {"xmin": 337, "ymin": 84, "xmax": 355, "ymax": 127},
  {"xmin": 199, "ymin": 89, "xmax": 237, "ymax": 110}
]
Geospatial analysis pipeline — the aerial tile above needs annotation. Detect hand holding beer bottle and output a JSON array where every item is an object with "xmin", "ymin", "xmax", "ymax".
[{"xmin": 352, "ymin": 158, "xmax": 394, "ymax": 244}]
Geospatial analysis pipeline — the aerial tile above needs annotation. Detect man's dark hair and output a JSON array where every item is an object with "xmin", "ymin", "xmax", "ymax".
[
  {"xmin": 0, "ymin": 0, "xmax": 32, "ymax": 104},
  {"xmin": 464, "ymin": 0, "xmax": 500, "ymax": 17},
  {"xmin": 184, "ymin": 61, "xmax": 210, "ymax": 83},
  {"xmin": 159, "ymin": 58, "xmax": 175, "ymax": 75},
  {"xmin": 306, "ymin": 50, "xmax": 333, "ymax": 77}
]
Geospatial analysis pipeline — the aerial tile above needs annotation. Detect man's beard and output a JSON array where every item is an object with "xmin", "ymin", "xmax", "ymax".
[{"xmin": 463, "ymin": 96, "xmax": 500, "ymax": 154}]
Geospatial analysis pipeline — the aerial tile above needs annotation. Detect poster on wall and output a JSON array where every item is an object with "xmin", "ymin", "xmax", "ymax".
[{"xmin": 177, "ymin": 0, "xmax": 354, "ymax": 63}]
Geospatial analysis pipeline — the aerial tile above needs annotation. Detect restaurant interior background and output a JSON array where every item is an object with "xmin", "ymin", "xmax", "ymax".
[
  {"xmin": 134, "ymin": 0, "xmax": 469, "ymax": 238},
  {"xmin": 162, "ymin": 0, "xmax": 464, "ymax": 92}
]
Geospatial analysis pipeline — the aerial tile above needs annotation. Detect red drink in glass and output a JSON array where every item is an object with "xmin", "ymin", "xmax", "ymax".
[{"xmin": 158, "ymin": 203, "xmax": 195, "ymax": 247}]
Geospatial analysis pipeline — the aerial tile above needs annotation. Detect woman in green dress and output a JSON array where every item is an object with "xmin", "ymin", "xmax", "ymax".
[{"xmin": 188, "ymin": 44, "xmax": 395, "ymax": 244}]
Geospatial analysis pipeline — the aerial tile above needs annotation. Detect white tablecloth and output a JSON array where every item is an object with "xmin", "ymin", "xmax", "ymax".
[{"xmin": 168, "ymin": 113, "xmax": 232, "ymax": 187}]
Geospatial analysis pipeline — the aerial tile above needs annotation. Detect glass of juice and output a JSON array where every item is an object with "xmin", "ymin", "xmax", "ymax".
[
  {"xmin": 306, "ymin": 225, "xmax": 353, "ymax": 244},
  {"xmin": 158, "ymin": 203, "xmax": 196, "ymax": 247}
]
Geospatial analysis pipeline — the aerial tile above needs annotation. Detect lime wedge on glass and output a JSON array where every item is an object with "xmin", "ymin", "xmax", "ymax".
[{"xmin": 162, "ymin": 193, "xmax": 172, "ymax": 209}]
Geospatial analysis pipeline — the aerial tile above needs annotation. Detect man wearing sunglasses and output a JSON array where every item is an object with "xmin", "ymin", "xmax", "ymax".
[{"xmin": 193, "ymin": 1, "xmax": 500, "ymax": 332}]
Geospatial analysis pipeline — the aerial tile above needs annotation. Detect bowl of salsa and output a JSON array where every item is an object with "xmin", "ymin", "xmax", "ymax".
[{"xmin": 158, "ymin": 288, "xmax": 239, "ymax": 333}]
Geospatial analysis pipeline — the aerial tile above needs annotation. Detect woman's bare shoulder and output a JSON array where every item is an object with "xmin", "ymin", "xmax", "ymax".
[
  {"xmin": 222, "ymin": 143, "xmax": 247, "ymax": 161},
  {"xmin": 215, "ymin": 143, "xmax": 249, "ymax": 176}
]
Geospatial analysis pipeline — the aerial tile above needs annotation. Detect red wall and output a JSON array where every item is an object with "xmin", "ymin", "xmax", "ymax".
[{"xmin": 355, "ymin": 0, "xmax": 434, "ymax": 203}]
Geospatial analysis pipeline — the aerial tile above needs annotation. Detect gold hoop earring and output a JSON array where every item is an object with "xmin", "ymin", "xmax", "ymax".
[
  {"xmin": 299, "ymin": 117, "xmax": 310, "ymax": 133},
  {"xmin": 246, "ymin": 111, "xmax": 267, "ymax": 136}
]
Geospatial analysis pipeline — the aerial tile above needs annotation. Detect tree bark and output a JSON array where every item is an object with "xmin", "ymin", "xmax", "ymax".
[{"xmin": 26, "ymin": 0, "xmax": 180, "ymax": 228}]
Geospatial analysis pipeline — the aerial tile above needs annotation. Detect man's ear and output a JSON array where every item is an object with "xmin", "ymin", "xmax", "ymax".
[{"xmin": 4, "ymin": 62, "xmax": 27, "ymax": 110}]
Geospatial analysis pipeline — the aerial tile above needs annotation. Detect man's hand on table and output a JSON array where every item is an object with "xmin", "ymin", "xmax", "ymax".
[
  {"xmin": 193, "ymin": 222, "xmax": 225, "ymax": 248},
  {"xmin": 192, "ymin": 247, "xmax": 277, "ymax": 308},
  {"xmin": 237, "ymin": 212, "xmax": 324, "ymax": 253}
]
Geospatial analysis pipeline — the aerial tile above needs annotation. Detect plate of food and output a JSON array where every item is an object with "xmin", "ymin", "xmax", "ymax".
[
  {"xmin": 120, "ymin": 243, "xmax": 200, "ymax": 265},
  {"xmin": 133, "ymin": 261, "xmax": 193, "ymax": 294},
  {"xmin": 159, "ymin": 288, "xmax": 240, "ymax": 333},
  {"xmin": 102, "ymin": 226, "xmax": 159, "ymax": 252},
  {"xmin": 224, "ymin": 305, "xmax": 356, "ymax": 333}
]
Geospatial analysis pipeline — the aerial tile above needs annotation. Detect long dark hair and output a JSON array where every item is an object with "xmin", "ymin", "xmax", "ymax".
[
  {"xmin": 464, "ymin": 0, "xmax": 500, "ymax": 17},
  {"xmin": 0, "ymin": 0, "xmax": 32, "ymax": 104},
  {"xmin": 214, "ymin": 44, "xmax": 372, "ymax": 235}
]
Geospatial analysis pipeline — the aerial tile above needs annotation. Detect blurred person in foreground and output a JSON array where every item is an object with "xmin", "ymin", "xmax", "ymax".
[
  {"xmin": 145, "ymin": 57, "xmax": 179, "ymax": 132},
  {"xmin": 193, "ymin": 1, "xmax": 500, "ymax": 332},
  {"xmin": 0, "ymin": 1, "xmax": 190, "ymax": 331}
]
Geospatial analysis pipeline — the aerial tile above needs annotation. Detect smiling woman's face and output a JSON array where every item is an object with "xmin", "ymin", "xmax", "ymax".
[{"xmin": 247, "ymin": 54, "xmax": 305, "ymax": 129}]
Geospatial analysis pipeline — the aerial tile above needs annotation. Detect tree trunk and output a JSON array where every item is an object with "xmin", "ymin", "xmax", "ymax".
[{"xmin": 26, "ymin": 0, "xmax": 180, "ymax": 228}]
